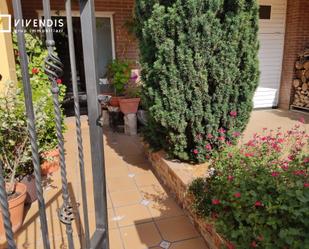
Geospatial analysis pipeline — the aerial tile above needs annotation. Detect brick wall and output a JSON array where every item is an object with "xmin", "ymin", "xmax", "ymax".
[
  {"xmin": 279, "ymin": 0, "xmax": 309, "ymax": 110},
  {"xmin": 20, "ymin": 0, "xmax": 138, "ymax": 62}
]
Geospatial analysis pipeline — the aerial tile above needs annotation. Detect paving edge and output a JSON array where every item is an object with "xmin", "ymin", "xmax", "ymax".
[{"xmin": 142, "ymin": 142, "xmax": 225, "ymax": 249}]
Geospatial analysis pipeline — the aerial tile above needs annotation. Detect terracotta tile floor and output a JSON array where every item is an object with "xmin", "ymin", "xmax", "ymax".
[
  {"xmin": 2, "ymin": 109, "xmax": 307, "ymax": 248},
  {"xmin": 2, "ymin": 116, "xmax": 207, "ymax": 249}
]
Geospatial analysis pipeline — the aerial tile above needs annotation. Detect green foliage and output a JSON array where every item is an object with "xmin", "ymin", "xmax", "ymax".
[
  {"xmin": 0, "ymin": 82, "xmax": 32, "ymax": 184},
  {"xmin": 189, "ymin": 124, "xmax": 309, "ymax": 249},
  {"xmin": 12, "ymin": 31, "xmax": 66, "ymax": 152},
  {"xmin": 135, "ymin": 0, "xmax": 260, "ymax": 162},
  {"xmin": 106, "ymin": 60, "xmax": 131, "ymax": 95}
]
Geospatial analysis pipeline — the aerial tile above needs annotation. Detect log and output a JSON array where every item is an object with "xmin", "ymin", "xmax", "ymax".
[
  {"xmin": 305, "ymin": 69, "xmax": 309, "ymax": 80},
  {"xmin": 303, "ymin": 61, "xmax": 309, "ymax": 70},
  {"xmin": 293, "ymin": 79, "xmax": 301, "ymax": 88},
  {"xmin": 295, "ymin": 61, "xmax": 303, "ymax": 70}
]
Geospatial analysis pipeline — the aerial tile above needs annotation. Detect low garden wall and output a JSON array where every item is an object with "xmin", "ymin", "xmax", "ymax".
[{"xmin": 142, "ymin": 142, "xmax": 225, "ymax": 249}]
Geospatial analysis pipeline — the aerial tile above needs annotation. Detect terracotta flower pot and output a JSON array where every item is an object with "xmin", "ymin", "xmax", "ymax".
[
  {"xmin": 41, "ymin": 148, "xmax": 60, "ymax": 175},
  {"xmin": 119, "ymin": 98, "xmax": 141, "ymax": 114},
  {"xmin": 109, "ymin": 96, "xmax": 124, "ymax": 107},
  {"xmin": 20, "ymin": 174, "xmax": 37, "ymax": 204},
  {"xmin": 0, "ymin": 182, "xmax": 27, "ymax": 239}
]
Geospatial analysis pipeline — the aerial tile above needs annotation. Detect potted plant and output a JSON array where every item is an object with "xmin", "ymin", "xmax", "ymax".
[
  {"xmin": 119, "ymin": 71, "xmax": 141, "ymax": 114},
  {"xmin": 0, "ymin": 82, "xmax": 29, "ymax": 237},
  {"xmin": 106, "ymin": 60, "xmax": 131, "ymax": 107},
  {"xmin": 13, "ymin": 31, "xmax": 66, "ymax": 176}
]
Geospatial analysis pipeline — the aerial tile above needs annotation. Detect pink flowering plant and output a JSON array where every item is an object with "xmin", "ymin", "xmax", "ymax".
[{"xmin": 189, "ymin": 121, "xmax": 309, "ymax": 249}]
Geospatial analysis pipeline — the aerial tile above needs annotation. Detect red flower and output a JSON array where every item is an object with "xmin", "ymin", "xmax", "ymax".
[
  {"xmin": 277, "ymin": 138, "xmax": 284, "ymax": 144},
  {"xmin": 228, "ymin": 175, "xmax": 234, "ymax": 182},
  {"xmin": 227, "ymin": 242, "xmax": 236, "ymax": 249},
  {"xmin": 218, "ymin": 128, "xmax": 226, "ymax": 134},
  {"xmin": 250, "ymin": 241, "xmax": 257, "ymax": 248},
  {"xmin": 234, "ymin": 192, "xmax": 241, "ymax": 198},
  {"xmin": 254, "ymin": 201, "xmax": 263, "ymax": 207},
  {"xmin": 271, "ymin": 172, "xmax": 280, "ymax": 177},
  {"xmin": 193, "ymin": 149, "xmax": 199, "ymax": 155},
  {"xmin": 244, "ymin": 152, "xmax": 254, "ymax": 158},
  {"xmin": 212, "ymin": 199, "xmax": 220, "ymax": 205},
  {"xmin": 230, "ymin": 111, "xmax": 237, "ymax": 117},
  {"xmin": 32, "ymin": 67, "xmax": 39, "ymax": 74},
  {"xmin": 205, "ymin": 144, "xmax": 212, "ymax": 151},
  {"xmin": 56, "ymin": 78, "xmax": 62, "ymax": 84},
  {"xmin": 304, "ymin": 183, "xmax": 309, "ymax": 188},
  {"xmin": 293, "ymin": 170, "xmax": 306, "ymax": 176},
  {"xmin": 304, "ymin": 158, "xmax": 309, "ymax": 163}
]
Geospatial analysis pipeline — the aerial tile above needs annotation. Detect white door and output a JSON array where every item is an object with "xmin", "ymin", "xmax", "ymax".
[{"xmin": 253, "ymin": 0, "xmax": 287, "ymax": 108}]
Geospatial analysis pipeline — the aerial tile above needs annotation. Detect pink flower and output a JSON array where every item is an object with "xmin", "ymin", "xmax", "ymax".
[
  {"xmin": 193, "ymin": 149, "xmax": 199, "ymax": 155},
  {"xmin": 207, "ymin": 134, "xmax": 213, "ymax": 139},
  {"xmin": 218, "ymin": 136, "xmax": 225, "ymax": 141},
  {"xmin": 56, "ymin": 78, "xmax": 62, "ymax": 84},
  {"xmin": 304, "ymin": 183, "xmax": 309, "ymax": 188},
  {"xmin": 271, "ymin": 172, "xmax": 280, "ymax": 177},
  {"xmin": 299, "ymin": 117, "xmax": 305, "ymax": 124},
  {"xmin": 255, "ymin": 201, "xmax": 263, "ymax": 207},
  {"xmin": 218, "ymin": 128, "xmax": 226, "ymax": 134},
  {"xmin": 205, "ymin": 144, "xmax": 212, "ymax": 151},
  {"xmin": 304, "ymin": 158, "xmax": 309, "ymax": 163},
  {"xmin": 277, "ymin": 138, "xmax": 284, "ymax": 144},
  {"xmin": 232, "ymin": 131, "xmax": 241, "ymax": 137},
  {"xmin": 212, "ymin": 199, "xmax": 220, "ymax": 205},
  {"xmin": 228, "ymin": 175, "xmax": 234, "ymax": 182},
  {"xmin": 234, "ymin": 192, "xmax": 241, "ymax": 198},
  {"xmin": 230, "ymin": 111, "xmax": 237, "ymax": 117},
  {"xmin": 226, "ymin": 141, "xmax": 232, "ymax": 146},
  {"xmin": 250, "ymin": 241, "xmax": 257, "ymax": 248},
  {"xmin": 262, "ymin": 128, "xmax": 267, "ymax": 131}
]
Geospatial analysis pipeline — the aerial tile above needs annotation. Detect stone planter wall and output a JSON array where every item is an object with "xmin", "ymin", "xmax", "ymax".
[{"xmin": 142, "ymin": 143, "xmax": 224, "ymax": 249}]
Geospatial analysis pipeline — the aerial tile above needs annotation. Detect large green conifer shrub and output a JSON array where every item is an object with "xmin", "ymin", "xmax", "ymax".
[{"xmin": 135, "ymin": 0, "xmax": 260, "ymax": 163}]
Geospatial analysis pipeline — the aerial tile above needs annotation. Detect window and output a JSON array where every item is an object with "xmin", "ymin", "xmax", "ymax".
[{"xmin": 259, "ymin": 5, "xmax": 272, "ymax": 19}]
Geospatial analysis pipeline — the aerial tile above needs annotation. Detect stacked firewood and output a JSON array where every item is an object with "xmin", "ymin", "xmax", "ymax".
[{"xmin": 292, "ymin": 48, "xmax": 309, "ymax": 108}]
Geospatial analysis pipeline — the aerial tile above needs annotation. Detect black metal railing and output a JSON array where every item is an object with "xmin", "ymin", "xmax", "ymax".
[{"xmin": 0, "ymin": 0, "xmax": 109, "ymax": 248}]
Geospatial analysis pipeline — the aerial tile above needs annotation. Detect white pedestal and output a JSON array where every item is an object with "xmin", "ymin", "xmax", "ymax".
[{"xmin": 124, "ymin": 113, "xmax": 137, "ymax": 136}]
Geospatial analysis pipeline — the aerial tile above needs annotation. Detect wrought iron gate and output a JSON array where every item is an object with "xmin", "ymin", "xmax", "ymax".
[{"xmin": 0, "ymin": 0, "xmax": 109, "ymax": 248}]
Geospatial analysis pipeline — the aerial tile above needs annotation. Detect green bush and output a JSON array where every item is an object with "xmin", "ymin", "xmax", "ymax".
[
  {"xmin": 135, "ymin": 0, "xmax": 260, "ymax": 162},
  {"xmin": 189, "ymin": 123, "xmax": 309, "ymax": 249},
  {"xmin": 106, "ymin": 60, "xmax": 131, "ymax": 95},
  {"xmin": 13, "ymin": 32, "xmax": 66, "ymax": 153}
]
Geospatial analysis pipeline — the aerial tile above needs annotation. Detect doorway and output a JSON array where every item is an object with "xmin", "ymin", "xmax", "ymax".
[{"xmin": 39, "ymin": 12, "xmax": 115, "ymax": 115}]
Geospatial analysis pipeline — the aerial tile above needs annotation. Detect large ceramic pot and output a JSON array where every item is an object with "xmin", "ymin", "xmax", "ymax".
[
  {"xmin": 109, "ymin": 96, "xmax": 124, "ymax": 107},
  {"xmin": 0, "ymin": 182, "xmax": 27, "ymax": 239},
  {"xmin": 20, "ymin": 174, "xmax": 37, "ymax": 204},
  {"xmin": 119, "ymin": 98, "xmax": 141, "ymax": 114},
  {"xmin": 41, "ymin": 148, "xmax": 60, "ymax": 175}
]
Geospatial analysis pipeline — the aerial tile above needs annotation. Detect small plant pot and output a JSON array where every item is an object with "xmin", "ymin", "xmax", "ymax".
[
  {"xmin": 119, "ymin": 98, "xmax": 141, "ymax": 114},
  {"xmin": 109, "ymin": 96, "xmax": 124, "ymax": 107},
  {"xmin": 41, "ymin": 148, "xmax": 60, "ymax": 175},
  {"xmin": 20, "ymin": 174, "xmax": 37, "ymax": 204},
  {"xmin": 0, "ymin": 182, "xmax": 27, "ymax": 239}
]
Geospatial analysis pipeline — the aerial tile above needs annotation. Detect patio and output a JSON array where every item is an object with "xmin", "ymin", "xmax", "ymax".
[{"xmin": 2, "ymin": 109, "xmax": 307, "ymax": 249}]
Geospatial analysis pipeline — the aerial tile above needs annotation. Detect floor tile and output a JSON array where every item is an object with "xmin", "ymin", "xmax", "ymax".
[
  {"xmin": 148, "ymin": 198, "xmax": 184, "ymax": 220},
  {"xmin": 115, "ymin": 204, "xmax": 152, "ymax": 227},
  {"xmin": 108, "ymin": 177, "xmax": 137, "ymax": 192},
  {"xmin": 170, "ymin": 237, "xmax": 208, "ymax": 249},
  {"xmin": 139, "ymin": 184, "xmax": 168, "ymax": 201},
  {"xmin": 134, "ymin": 172, "xmax": 161, "ymax": 187},
  {"xmin": 120, "ymin": 222, "xmax": 162, "ymax": 249},
  {"xmin": 109, "ymin": 229, "xmax": 124, "ymax": 249},
  {"xmin": 155, "ymin": 216, "xmax": 199, "ymax": 242},
  {"xmin": 110, "ymin": 189, "xmax": 142, "ymax": 207},
  {"xmin": 106, "ymin": 166, "xmax": 130, "ymax": 179}
]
